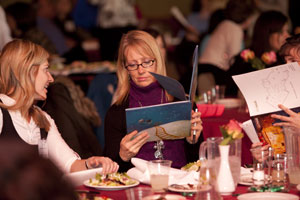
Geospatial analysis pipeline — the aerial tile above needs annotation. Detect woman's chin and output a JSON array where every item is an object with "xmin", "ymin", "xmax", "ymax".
[
  {"xmin": 135, "ymin": 80, "xmax": 153, "ymax": 88},
  {"xmin": 34, "ymin": 93, "xmax": 47, "ymax": 101}
]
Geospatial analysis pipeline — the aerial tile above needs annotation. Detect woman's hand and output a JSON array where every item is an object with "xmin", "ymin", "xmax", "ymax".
[
  {"xmin": 250, "ymin": 142, "xmax": 270, "ymax": 162},
  {"xmin": 70, "ymin": 157, "xmax": 119, "ymax": 173},
  {"xmin": 85, "ymin": 156, "xmax": 119, "ymax": 175},
  {"xmin": 186, "ymin": 110, "xmax": 203, "ymax": 144},
  {"xmin": 119, "ymin": 130, "xmax": 149, "ymax": 162},
  {"xmin": 271, "ymin": 104, "xmax": 300, "ymax": 132}
]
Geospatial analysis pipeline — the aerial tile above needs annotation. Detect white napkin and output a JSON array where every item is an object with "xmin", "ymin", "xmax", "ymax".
[
  {"xmin": 240, "ymin": 166, "xmax": 252, "ymax": 175},
  {"xmin": 127, "ymin": 158, "xmax": 199, "ymax": 185},
  {"xmin": 64, "ymin": 167, "xmax": 103, "ymax": 186}
]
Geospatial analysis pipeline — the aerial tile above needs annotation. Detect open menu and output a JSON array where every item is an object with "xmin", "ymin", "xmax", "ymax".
[
  {"xmin": 233, "ymin": 62, "xmax": 300, "ymax": 153},
  {"xmin": 125, "ymin": 46, "xmax": 198, "ymax": 142}
]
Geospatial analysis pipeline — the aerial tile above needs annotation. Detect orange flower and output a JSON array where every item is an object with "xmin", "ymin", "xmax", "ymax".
[
  {"xmin": 220, "ymin": 119, "xmax": 243, "ymax": 145},
  {"xmin": 240, "ymin": 49, "xmax": 255, "ymax": 62},
  {"xmin": 261, "ymin": 51, "xmax": 277, "ymax": 65}
]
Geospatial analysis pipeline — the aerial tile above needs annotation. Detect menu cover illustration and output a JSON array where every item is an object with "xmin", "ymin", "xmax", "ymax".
[
  {"xmin": 125, "ymin": 46, "xmax": 198, "ymax": 142},
  {"xmin": 126, "ymin": 101, "xmax": 192, "ymax": 141},
  {"xmin": 232, "ymin": 62, "xmax": 300, "ymax": 153}
]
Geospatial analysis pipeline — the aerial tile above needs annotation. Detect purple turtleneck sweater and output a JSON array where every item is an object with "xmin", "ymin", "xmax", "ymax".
[{"xmin": 128, "ymin": 80, "xmax": 187, "ymax": 168}]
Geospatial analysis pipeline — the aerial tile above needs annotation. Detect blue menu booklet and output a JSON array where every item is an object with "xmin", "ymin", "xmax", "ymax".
[{"xmin": 125, "ymin": 46, "xmax": 198, "ymax": 141}]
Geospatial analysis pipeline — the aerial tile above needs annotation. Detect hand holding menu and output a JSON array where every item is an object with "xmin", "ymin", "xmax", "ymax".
[
  {"xmin": 125, "ymin": 46, "xmax": 199, "ymax": 142},
  {"xmin": 232, "ymin": 62, "xmax": 300, "ymax": 153}
]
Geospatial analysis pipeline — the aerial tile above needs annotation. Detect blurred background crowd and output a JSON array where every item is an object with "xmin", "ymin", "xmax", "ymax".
[{"xmin": 0, "ymin": 0, "xmax": 299, "ymax": 80}]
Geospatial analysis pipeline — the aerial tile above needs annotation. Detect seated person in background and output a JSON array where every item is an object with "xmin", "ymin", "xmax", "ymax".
[
  {"xmin": 199, "ymin": 9, "xmax": 225, "ymax": 56},
  {"xmin": 5, "ymin": 2, "xmax": 57, "ymax": 55},
  {"xmin": 0, "ymin": 138, "xmax": 77, "ymax": 200},
  {"xmin": 104, "ymin": 30, "xmax": 203, "ymax": 172},
  {"xmin": 42, "ymin": 76, "xmax": 103, "ymax": 159},
  {"xmin": 36, "ymin": 0, "xmax": 88, "ymax": 63},
  {"xmin": 53, "ymin": 0, "xmax": 101, "ymax": 62},
  {"xmin": 88, "ymin": 0, "xmax": 138, "ymax": 61},
  {"xmin": 198, "ymin": 0, "xmax": 256, "ymax": 86},
  {"xmin": 0, "ymin": 39, "xmax": 118, "ymax": 173},
  {"xmin": 142, "ymin": 28, "xmax": 167, "ymax": 62},
  {"xmin": 226, "ymin": 10, "xmax": 289, "ymax": 96}
]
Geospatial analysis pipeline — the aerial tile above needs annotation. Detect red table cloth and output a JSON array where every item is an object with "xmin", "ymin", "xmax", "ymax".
[
  {"xmin": 77, "ymin": 184, "xmax": 300, "ymax": 199},
  {"xmin": 202, "ymin": 107, "xmax": 253, "ymax": 166}
]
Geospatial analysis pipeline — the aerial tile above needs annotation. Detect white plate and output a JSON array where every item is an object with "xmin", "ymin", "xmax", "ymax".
[
  {"xmin": 83, "ymin": 179, "xmax": 139, "ymax": 191},
  {"xmin": 239, "ymin": 173, "xmax": 253, "ymax": 186},
  {"xmin": 238, "ymin": 173, "xmax": 271, "ymax": 186},
  {"xmin": 142, "ymin": 194, "xmax": 186, "ymax": 200},
  {"xmin": 64, "ymin": 167, "xmax": 103, "ymax": 186},
  {"xmin": 237, "ymin": 192, "xmax": 299, "ymax": 200},
  {"xmin": 168, "ymin": 184, "xmax": 211, "ymax": 193},
  {"xmin": 215, "ymin": 98, "xmax": 242, "ymax": 108}
]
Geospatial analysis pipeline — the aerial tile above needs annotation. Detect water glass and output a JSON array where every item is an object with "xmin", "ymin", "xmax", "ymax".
[
  {"xmin": 283, "ymin": 127, "xmax": 300, "ymax": 185},
  {"xmin": 125, "ymin": 187, "xmax": 154, "ymax": 200},
  {"xmin": 215, "ymin": 85, "xmax": 226, "ymax": 100},
  {"xmin": 271, "ymin": 153, "xmax": 289, "ymax": 190},
  {"xmin": 197, "ymin": 164, "xmax": 222, "ymax": 199},
  {"xmin": 195, "ymin": 187, "xmax": 222, "ymax": 200},
  {"xmin": 250, "ymin": 146, "xmax": 272, "ymax": 187},
  {"xmin": 147, "ymin": 160, "xmax": 172, "ymax": 192}
]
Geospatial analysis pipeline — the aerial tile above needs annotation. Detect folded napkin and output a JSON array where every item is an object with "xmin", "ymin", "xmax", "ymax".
[
  {"xmin": 196, "ymin": 104, "xmax": 225, "ymax": 118},
  {"xmin": 240, "ymin": 166, "xmax": 252, "ymax": 175},
  {"xmin": 64, "ymin": 167, "xmax": 103, "ymax": 186},
  {"xmin": 127, "ymin": 158, "xmax": 199, "ymax": 185}
]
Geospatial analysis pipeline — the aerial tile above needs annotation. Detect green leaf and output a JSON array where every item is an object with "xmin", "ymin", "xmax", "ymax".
[
  {"xmin": 251, "ymin": 58, "xmax": 265, "ymax": 70},
  {"xmin": 220, "ymin": 136, "xmax": 232, "ymax": 145},
  {"xmin": 220, "ymin": 127, "xmax": 228, "ymax": 138}
]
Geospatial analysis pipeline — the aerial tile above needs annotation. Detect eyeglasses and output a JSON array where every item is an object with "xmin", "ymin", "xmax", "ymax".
[{"xmin": 125, "ymin": 60, "xmax": 155, "ymax": 71}]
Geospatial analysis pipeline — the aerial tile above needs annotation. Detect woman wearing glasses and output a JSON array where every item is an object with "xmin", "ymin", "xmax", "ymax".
[{"xmin": 104, "ymin": 30, "xmax": 203, "ymax": 172}]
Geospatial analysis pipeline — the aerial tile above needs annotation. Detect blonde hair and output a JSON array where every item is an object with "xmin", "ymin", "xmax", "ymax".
[
  {"xmin": 114, "ymin": 30, "xmax": 168, "ymax": 105},
  {"xmin": 0, "ymin": 39, "xmax": 50, "ymax": 131}
]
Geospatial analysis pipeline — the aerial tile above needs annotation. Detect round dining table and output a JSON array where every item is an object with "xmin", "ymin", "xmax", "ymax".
[
  {"xmin": 77, "ymin": 183, "xmax": 300, "ymax": 199},
  {"xmin": 76, "ymin": 105, "xmax": 299, "ymax": 199}
]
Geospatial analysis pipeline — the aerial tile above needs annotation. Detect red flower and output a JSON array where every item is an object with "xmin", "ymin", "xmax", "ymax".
[{"xmin": 220, "ymin": 119, "xmax": 243, "ymax": 145}]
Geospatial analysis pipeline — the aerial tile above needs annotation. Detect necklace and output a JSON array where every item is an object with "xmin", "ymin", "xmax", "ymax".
[{"xmin": 137, "ymin": 89, "xmax": 165, "ymax": 107}]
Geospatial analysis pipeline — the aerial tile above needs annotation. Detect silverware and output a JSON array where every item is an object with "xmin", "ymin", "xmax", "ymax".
[{"xmin": 192, "ymin": 108, "xmax": 198, "ymax": 144}]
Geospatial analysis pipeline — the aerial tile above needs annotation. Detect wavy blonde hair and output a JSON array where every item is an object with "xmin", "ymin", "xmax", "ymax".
[
  {"xmin": 114, "ymin": 30, "xmax": 169, "ymax": 105},
  {"xmin": 0, "ymin": 39, "xmax": 50, "ymax": 131}
]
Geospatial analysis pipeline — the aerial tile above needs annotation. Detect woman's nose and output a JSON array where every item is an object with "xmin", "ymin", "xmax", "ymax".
[
  {"xmin": 137, "ymin": 65, "xmax": 146, "ymax": 73},
  {"xmin": 48, "ymin": 72, "xmax": 54, "ymax": 82}
]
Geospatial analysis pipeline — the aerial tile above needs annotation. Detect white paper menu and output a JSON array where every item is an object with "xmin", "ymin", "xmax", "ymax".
[{"xmin": 232, "ymin": 62, "xmax": 300, "ymax": 116}]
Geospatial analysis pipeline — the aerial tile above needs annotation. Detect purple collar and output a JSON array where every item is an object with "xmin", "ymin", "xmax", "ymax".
[{"xmin": 129, "ymin": 80, "xmax": 167, "ymax": 108}]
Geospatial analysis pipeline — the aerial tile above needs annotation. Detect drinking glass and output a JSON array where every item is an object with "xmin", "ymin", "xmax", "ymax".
[
  {"xmin": 125, "ymin": 187, "xmax": 154, "ymax": 200},
  {"xmin": 250, "ymin": 146, "xmax": 272, "ymax": 188},
  {"xmin": 147, "ymin": 160, "xmax": 172, "ymax": 193},
  {"xmin": 196, "ymin": 165, "xmax": 222, "ymax": 200},
  {"xmin": 283, "ymin": 127, "xmax": 300, "ymax": 185},
  {"xmin": 215, "ymin": 85, "xmax": 226, "ymax": 100},
  {"xmin": 271, "ymin": 153, "xmax": 289, "ymax": 190}
]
